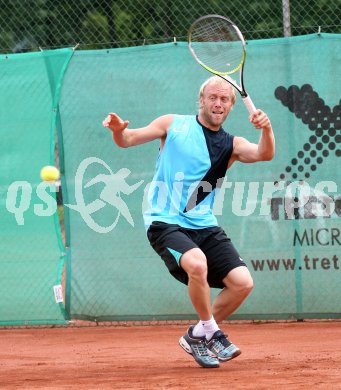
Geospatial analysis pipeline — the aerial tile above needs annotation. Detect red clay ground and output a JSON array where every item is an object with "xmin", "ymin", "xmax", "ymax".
[{"xmin": 0, "ymin": 321, "xmax": 340, "ymax": 389}]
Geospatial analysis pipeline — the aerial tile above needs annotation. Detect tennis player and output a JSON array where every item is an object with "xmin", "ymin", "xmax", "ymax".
[{"xmin": 103, "ymin": 75, "xmax": 275, "ymax": 368}]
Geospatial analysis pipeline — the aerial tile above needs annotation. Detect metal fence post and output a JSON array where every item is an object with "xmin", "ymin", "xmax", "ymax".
[{"xmin": 282, "ymin": 0, "xmax": 292, "ymax": 37}]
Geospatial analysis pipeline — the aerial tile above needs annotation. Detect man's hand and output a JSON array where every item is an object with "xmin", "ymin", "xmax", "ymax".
[
  {"xmin": 103, "ymin": 112, "xmax": 129, "ymax": 133},
  {"xmin": 249, "ymin": 109, "xmax": 271, "ymax": 130}
]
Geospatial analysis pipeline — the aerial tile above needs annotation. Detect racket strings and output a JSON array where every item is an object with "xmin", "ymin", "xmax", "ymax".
[{"xmin": 189, "ymin": 18, "xmax": 244, "ymax": 74}]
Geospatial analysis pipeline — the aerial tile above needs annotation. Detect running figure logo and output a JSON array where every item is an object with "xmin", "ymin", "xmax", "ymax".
[{"xmin": 66, "ymin": 157, "xmax": 144, "ymax": 233}]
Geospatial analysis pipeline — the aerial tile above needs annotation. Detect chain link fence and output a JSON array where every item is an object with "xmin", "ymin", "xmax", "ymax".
[
  {"xmin": 1, "ymin": 2, "xmax": 340, "ymax": 325},
  {"xmin": 0, "ymin": 0, "xmax": 340, "ymax": 53}
]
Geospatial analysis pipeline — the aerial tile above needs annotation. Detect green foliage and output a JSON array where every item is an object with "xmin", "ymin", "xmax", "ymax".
[{"xmin": 0, "ymin": 0, "xmax": 339, "ymax": 52}]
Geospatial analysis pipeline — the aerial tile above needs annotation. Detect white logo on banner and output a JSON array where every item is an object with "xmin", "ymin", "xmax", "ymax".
[{"xmin": 65, "ymin": 157, "xmax": 144, "ymax": 233}]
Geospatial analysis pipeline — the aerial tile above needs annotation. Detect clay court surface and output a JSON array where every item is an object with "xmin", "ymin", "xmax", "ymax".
[{"xmin": 1, "ymin": 321, "xmax": 340, "ymax": 389}]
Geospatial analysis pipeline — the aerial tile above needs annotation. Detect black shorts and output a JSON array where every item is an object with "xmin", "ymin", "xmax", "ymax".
[{"xmin": 146, "ymin": 221, "xmax": 247, "ymax": 289}]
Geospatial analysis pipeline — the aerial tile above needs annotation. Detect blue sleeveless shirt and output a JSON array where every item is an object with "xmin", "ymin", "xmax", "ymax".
[{"xmin": 143, "ymin": 115, "xmax": 234, "ymax": 229}]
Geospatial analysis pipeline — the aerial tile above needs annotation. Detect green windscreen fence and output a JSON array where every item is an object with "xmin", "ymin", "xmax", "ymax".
[
  {"xmin": 1, "ymin": 34, "xmax": 340, "ymax": 325},
  {"xmin": 0, "ymin": 49, "xmax": 73, "ymax": 325}
]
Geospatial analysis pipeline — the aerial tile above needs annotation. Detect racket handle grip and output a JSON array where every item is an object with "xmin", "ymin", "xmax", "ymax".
[{"xmin": 242, "ymin": 95, "xmax": 257, "ymax": 114}]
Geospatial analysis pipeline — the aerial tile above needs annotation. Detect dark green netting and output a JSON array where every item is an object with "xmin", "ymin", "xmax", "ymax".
[
  {"xmin": 1, "ymin": 35, "xmax": 340, "ymax": 325},
  {"xmin": 0, "ymin": 49, "xmax": 73, "ymax": 325},
  {"xmin": 59, "ymin": 35, "xmax": 340, "ymax": 320}
]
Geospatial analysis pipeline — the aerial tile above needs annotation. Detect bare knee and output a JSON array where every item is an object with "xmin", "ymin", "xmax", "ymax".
[
  {"xmin": 231, "ymin": 278, "xmax": 253, "ymax": 298},
  {"xmin": 241, "ymin": 277, "xmax": 254, "ymax": 297},
  {"xmin": 190, "ymin": 260, "xmax": 207, "ymax": 281},
  {"xmin": 224, "ymin": 267, "xmax": 254, "ymax": 297},
  {"xmin": 180, "ymin": 248, "xmax": 208, "ymax": 283}
]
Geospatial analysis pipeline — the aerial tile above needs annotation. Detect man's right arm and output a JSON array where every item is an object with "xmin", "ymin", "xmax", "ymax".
[{"xmin": 102, "ymin": 113, "xmax": 174, "ymax": 148}]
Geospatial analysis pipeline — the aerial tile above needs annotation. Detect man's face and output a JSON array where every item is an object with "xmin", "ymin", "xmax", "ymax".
[{"xmin": 199, "ymin": 82, "xmax": 234, "ymax": 130}]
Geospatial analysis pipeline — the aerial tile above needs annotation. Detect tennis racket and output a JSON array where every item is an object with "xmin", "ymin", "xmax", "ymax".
[{"xmin": 188, "ymin": 14, "xmax": 256, "ymax": 114}]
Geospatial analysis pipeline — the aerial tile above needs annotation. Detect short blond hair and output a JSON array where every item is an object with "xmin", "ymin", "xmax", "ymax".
[{"xmin": 199, "ymin": 75, "xmax": 237, "ymax": 106}]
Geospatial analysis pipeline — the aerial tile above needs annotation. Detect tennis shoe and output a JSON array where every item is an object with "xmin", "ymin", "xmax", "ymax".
[
  {"xmin": 179, "ymin": 326, "xmax": 220, "ymax": 368},
  {"xmin": 205, "ymin": 330, "xmax": 241, "ymax": 362}
]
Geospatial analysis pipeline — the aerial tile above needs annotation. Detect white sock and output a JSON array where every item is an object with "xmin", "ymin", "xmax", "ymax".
[
  {"xmin": 201, "ymin": 316, "xmax": 219, "ymax": 340},
  {"xmin": 192, "ymin": 321, "xmax": 205, "ymax": 337}
]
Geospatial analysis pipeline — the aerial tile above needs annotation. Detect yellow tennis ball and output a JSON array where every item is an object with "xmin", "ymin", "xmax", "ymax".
[{"xmin": 40, "ymin": 166, "xmax": 60, "ymax": 182}]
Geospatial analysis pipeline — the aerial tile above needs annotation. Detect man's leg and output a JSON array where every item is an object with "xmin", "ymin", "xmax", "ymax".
[
  {"xmin": 212, "ymin": 266, "xmax": 254, "ymax": 323},
  {"xmin": 180, "ymin": 248, "xmax": 212, "ymax": 320},
  {"xmin": 147, "ymin": 223, "xmax": 219, "ymax": 367},
  {"xmin": 203, "ymin": 266, "xmax": 253, "ymax": 362},
  {"xmin": 178, "ymin": 248, "xmax": 220, "ymax": 368}
]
